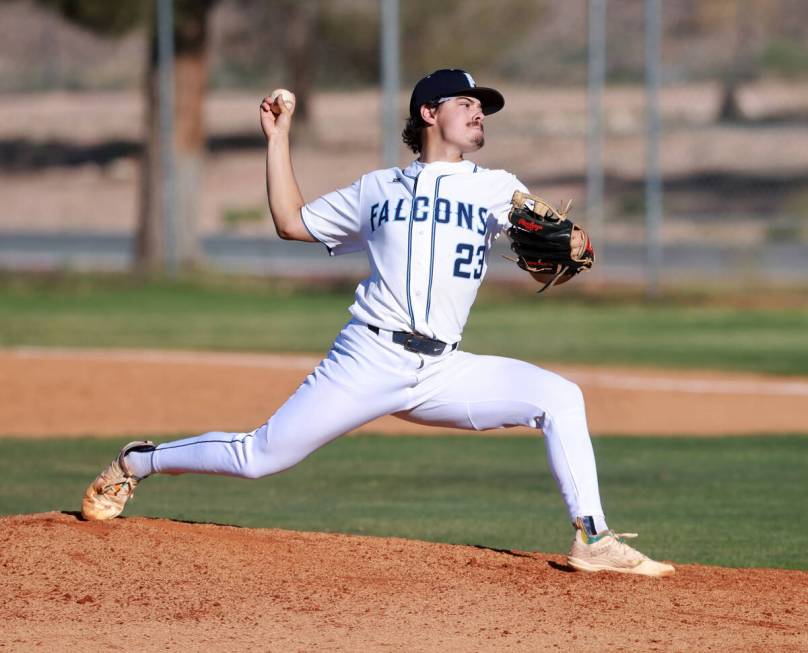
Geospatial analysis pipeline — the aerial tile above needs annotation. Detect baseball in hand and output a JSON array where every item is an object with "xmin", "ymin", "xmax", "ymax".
[{"xmin": 270, "ymin": 88, "xmax": 295, "ymax": 113}]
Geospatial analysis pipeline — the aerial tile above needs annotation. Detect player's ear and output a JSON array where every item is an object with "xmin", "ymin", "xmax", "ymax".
[{"xmin": 419, "ymin": 103, "xmax": 438, "ymax": 126}]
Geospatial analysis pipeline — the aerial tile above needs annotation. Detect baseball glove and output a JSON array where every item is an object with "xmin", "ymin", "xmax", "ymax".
[{"xmin": 506, "ymin": 190, "xmax": 595, "ymax": 293}]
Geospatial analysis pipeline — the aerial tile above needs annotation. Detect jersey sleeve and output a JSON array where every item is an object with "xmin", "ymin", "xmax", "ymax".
[
  {"xmin": 493, "ymin": 175, "xmax": 530, "ymax": 235},
  {"xmin": 300, "ymin": 179, "xmax": 365, "ymax": 256}
]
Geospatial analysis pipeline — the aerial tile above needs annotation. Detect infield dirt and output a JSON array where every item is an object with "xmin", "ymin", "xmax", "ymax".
[{"xmin": 2, "ymin": 511, "xmax": 806, "ymax": 652}]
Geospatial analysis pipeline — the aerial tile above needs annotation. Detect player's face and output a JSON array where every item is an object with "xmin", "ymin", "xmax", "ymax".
[{"xmin": 434, "ymin": 96, "xmax": 485, "ymax": 153}]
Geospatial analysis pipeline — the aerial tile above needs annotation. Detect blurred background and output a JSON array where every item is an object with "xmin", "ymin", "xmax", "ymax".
[{"xmin": 1, "ymin": 0, "xmax": 807, "ymax": 292}]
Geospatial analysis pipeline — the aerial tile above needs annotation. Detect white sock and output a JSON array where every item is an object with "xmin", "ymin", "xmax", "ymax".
[
  {"xmin": 124, "ymin": 449, "xmax": 155, "ymax": 478},
  {"xmin": 593, "ymin": 514, "xmax": 609, "ymax": 534}
]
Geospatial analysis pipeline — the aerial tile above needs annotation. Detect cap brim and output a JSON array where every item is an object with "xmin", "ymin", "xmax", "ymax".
[{"xmin": 450, "ymin": 87, "xmax": 504, "ymax": 115}]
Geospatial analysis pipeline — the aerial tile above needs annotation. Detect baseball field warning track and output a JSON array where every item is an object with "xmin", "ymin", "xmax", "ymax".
[{"xmin": 1, "ymin": 512, "xmax": 805, "ymax": 652}]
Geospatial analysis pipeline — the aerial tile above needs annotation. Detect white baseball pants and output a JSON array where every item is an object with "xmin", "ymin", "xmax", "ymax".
[{"xmin": 143, "ymin": 319, "xmax": 605, "ymax": 522}]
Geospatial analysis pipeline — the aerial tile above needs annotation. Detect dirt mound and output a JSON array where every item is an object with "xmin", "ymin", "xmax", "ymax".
[{"xmin": 1, "ymin": 512, "xmax": 805, "ymax": 652}]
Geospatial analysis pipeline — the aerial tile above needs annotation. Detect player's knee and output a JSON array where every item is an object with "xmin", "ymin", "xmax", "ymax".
[
  {"xmin": 239, "ymin": 426, "xmax": 311, "ymax": 478},
  {"xmin": 238, "ymin": 450, "xmax": 293, "ymax": 479},
  {"xmin": 235, "ymin": 423, "xmax": 281, "ymax": 479},
  {"xmin": 542, "ymin": 377, "xmax": 585, "ymax": 417},
  {"xmin": 238, "ymin": 466, "xmax": 267, "ymax": 480},
  {"xmin": 566, "ymin": 380, "xmax": 585, "ymax": 408},
  {"xmin": 242, "ymin": 454, "xmax": 303, "ymax": 479},
  {"xmin": 562, "ymin": 379, "xmax": 585, "ymax": 413},
  {"xmin": 233, "ymin": 449, "xmax": 273, "ymax": 480}
]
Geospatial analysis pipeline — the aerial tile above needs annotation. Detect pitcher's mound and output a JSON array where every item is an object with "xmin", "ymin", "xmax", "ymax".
[{"xmin": 1, "ymin": 512, "xmax": 805, "ymax": 651}]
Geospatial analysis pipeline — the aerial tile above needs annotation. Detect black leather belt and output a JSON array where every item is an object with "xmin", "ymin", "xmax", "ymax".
[{"xmin": 367, "ymin": 325, "xmax": 457, "ymax": 356}]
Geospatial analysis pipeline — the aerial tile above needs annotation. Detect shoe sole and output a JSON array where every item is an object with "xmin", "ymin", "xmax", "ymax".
[
  {"xmin": 81, "ymin": 491, "xmax": 126, "ymax": 521},
  {"xmin": 567, "ymin": 556, "xmax": 675, "ymax": 577}
]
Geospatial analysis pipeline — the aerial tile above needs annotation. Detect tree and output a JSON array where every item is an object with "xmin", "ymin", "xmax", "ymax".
[
  {"xmin": 280, "ymin": 0, "xmax": 319, "ymax": 127},
  {"xmin": 137, "ymin": 0, "xmax": 216, "ymax": 271},
  {"xmin": 693, "ymin": 0, "xmax": 786, "ymax": 123},
  {"xmin": 39, "ymin": 0, "xmax": 218, "ymax": 272},
  {"xmin": 718, "ymin": 0, "xmax": 756, "ymax": 122}
]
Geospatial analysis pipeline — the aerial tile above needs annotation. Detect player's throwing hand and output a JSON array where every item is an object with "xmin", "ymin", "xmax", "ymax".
[{"xmin": 259, "ymin": 88, "xmax": 296, "ymax": 139}]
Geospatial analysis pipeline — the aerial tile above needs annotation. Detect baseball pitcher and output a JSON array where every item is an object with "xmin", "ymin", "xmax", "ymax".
[{"xmin": 81, "ymin": 69, "xmax": 673, "ymax": 577}]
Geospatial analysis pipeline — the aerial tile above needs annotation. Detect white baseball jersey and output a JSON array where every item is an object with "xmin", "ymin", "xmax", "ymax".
[
  {"xmin": 133, "ymin": 157, "xmax": 608, "ymax": 533},
  {"xmin": 301, "ymin": 159, "xmax": 528, "ymax": 344}
]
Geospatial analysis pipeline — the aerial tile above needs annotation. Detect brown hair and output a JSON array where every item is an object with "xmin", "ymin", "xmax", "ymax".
[{"xmin": 401, "ymin": 100, "xmax": 441, "ymax": 154}]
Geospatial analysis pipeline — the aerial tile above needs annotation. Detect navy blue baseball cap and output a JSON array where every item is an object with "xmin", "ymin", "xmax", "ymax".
[{"xmin": 409, "ymin": 69, "xmax": 504, "ymax": 120}]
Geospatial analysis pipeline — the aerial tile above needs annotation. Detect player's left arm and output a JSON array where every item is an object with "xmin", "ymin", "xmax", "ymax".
[
  {"xmin": 529, "ymin": 268, "xmax": 575, "ymax": 287},
  {"xmin": 502, "ymin": 183, "xmax": 595, "ymax": 292},
  {"xmin": 527, "ymin": 227, "xmax": 589, "ymax": 287}
]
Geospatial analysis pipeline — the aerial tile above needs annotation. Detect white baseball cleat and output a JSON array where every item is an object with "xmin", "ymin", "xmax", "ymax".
[
  {"xmin": 81, "ymin": 440, "xmax": 155, "ymax": 521},
  {"xmin": 567, "ymin": 519, "xmax": 675, "ymax": 577}
]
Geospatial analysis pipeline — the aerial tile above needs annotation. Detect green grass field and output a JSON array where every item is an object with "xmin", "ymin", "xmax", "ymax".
[
  {"xmin": 2, "ymin": 273, "xmax": 806, "ymax": 571},
  {"xmin": 1, "ymin": 435, "xmax": 805, "ymax": 570},
  {"xmin": 1, "ymin": 273, "xmax": 807, "ymax": 373}
]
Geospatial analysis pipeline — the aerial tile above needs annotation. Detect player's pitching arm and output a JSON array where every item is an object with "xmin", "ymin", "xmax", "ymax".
[{"xmin": 259, "ymin": 90, "xmax": 316, "ymax": 242}]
